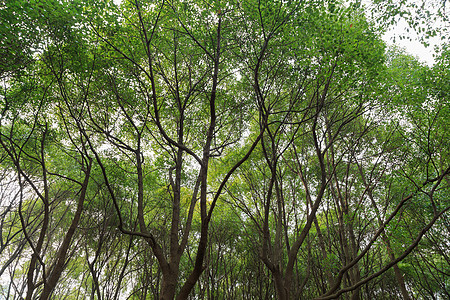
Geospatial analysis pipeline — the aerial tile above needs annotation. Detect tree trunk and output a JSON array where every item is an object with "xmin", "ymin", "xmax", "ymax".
[
  {"xmin": 160, "ymin": 267, "xmax": 179, "ymax": 300},
  {"xmin": 273, "ymin": 270, "xmax": 288, "ymax": 300},
  {"xmin": 40, "ymin": 160, "xmax": 92, "ymax": 300}
]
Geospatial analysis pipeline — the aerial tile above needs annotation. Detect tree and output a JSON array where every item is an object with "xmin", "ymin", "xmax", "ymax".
[{"xmin": 1, "ymin": 0, "xmax": 449, "ymax": 299}]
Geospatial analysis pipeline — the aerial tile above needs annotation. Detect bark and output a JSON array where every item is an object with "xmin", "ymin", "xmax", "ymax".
[
  {"xmin": 273, "ymin": 270, "xmax": 288, "ymax": 300},
  {"xmin": 160, "ymin": 264, "xmax": 180, "ymax": 300}
]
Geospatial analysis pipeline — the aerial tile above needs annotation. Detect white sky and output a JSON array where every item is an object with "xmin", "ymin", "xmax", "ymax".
[{"xmin": 382, "ymin": 19, "xmax": 443, "ymax": 66}]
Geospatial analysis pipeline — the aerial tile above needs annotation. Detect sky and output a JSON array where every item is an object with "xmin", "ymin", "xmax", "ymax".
[{"xmin": 382, "ymin": 19, "xmax": 443, "ymax": 66}]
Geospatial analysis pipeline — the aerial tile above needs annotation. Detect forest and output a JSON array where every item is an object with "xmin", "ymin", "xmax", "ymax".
[{"xmin": 0, "ymin": 0, "xmax": 449, "ymax": 299}]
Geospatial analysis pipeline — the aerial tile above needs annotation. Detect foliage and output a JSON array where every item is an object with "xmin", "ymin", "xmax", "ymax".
[{"xmin": 0, "ymin": 0, "xmax": 449, "ymax": 299}]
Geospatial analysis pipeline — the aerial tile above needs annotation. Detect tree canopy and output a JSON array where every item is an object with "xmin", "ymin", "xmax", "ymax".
[{"xmin": 1, "ymin": 0, "xmax": 449, "ymax": 299}]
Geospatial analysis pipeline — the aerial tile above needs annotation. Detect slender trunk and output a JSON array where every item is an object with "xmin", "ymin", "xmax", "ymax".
[
  {"xmin": 356, "ymin": 164, "xmax": 411, "ymax": 300},
  {"xmin": 392, "ymin": 256, "xmax": 411, "ymax": 300},
  {"xmin": 296, "ymin": 156, "xmax": 333, "ymax": 292},
  {"xmin": 348, "ymin": 225, "xmax": 361, "ymax": 300},
  {"xmin": 113, "ymin": 235, "xmax": 134, "ymax": 300},
  {"xmin": 161, "ymin": 136, "xmax": 184, "ymax": 300},
  {"xmin": 40, "ymin": 159, "xmax": 92, "ymax": 300},
  {"xmin": 176, "ymin": 14, "xmax": 222, "ymax": 299},
  {"xmin": 25, "ymin": 131, "xmax": 50, "ymax": 300}
]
